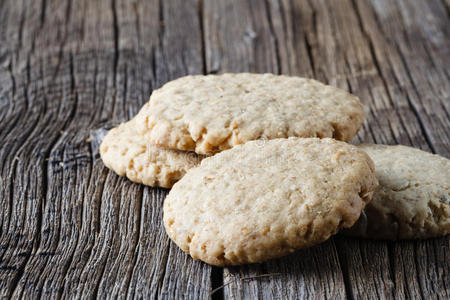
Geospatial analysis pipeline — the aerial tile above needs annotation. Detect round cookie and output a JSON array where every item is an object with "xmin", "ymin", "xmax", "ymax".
[
  {"xmin": 345, "ymin": 144, "xmax": 450, "ymax": 240},
  {"xmin": 163, "ymin": 138, "xmax": 378, "ymax": 266},
  {"xmin": 136, "ymin": 73, "xmax": 365, "ymax": 154},
  {"xmin": 100, "ymin": 119, "xmax": 204, "ymax": 188}
]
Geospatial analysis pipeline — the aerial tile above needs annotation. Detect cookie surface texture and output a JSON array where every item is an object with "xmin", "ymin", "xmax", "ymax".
[
  {"xmin": 346, "ymin": 144, "xmax": 450, "ymax": 240},
  {"xmin": 163, "ymin": 138, "xmax": 378, "ymax": 266},
  {"xmin": 136, "ymin": 73, "xmax": 365, "ymax": 154},
  {"xmin": 100, "ymin": 119, "xmax": 203, "ymax": 188}
]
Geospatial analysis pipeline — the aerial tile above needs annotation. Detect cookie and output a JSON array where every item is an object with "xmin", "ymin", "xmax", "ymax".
[
  {"xmin": 345, "ymin": 144, "xmax": 450, "ymax": 240},
  {"xmin": 163, "ymin": 138, "xmax": 377, "ymax": 266},
  {"xmin": 135, "ymin": 73, "xmax": 365, "ymax": 154},
  {"xmin": 100, "ymin": 119, "xmax": 203, "ymax": 188}
]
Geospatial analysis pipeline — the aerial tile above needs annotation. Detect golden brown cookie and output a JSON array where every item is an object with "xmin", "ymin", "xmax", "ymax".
[
  {"xmin": 163, "ymin": 138, "xmax": 377, "ymax": 265},
  {"xmin": 346, "ymin": 144, "xmax": 450, "ymax": 240},
  {"xmin": 135, "ymin": 73, "xmax": 365, "ymax": 154},
  {"xmin": 100, "ymin": 119, "xmax": 203, "ymax": 188}
]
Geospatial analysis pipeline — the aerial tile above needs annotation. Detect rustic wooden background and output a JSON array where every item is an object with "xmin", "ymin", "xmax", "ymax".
[{"xmin": 0, "ymin": 0, "xmax": 449, "ymax": 298}]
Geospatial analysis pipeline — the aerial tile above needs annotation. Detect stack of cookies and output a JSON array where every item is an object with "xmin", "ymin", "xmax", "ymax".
[{"xmin": 100, "ymin": 73, "xmax": 450, "ymax": 266}]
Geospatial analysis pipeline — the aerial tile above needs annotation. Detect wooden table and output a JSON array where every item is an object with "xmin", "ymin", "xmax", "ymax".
[{"xmin": 0, "ymin": 0, "xmax": 449, "ymax": 298}]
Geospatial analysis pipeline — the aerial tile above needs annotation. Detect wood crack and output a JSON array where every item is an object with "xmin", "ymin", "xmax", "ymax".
[
  {"xmin": 111, "ymin": 0, "xmax": 119, "ymax": 82},
  {"xmin": 211, "ymin": 266, "xmax": 224, "ymax": 300},
  {"xmin": 263, "ymin": 0, "xmax": 281, "ymax": 74},
  {"xmin": 413, "ymin": 244, "xmax": 427, "ymax": 300},
  {"xmin": 72, "ymin": 168, "xmax": 108, "ymax": 295},
  {"xmin": 440, "ymin": 0, "xmax": 450, "ymax": 18},
  {"xmin": 198, "ymin": 0, "xmax": 207, "ymax": 74},
  {"xmin": 387, "ymin": 243, "xmax": 397, "ymax": 298},
  {"xmin": 90, "ymin": 177, "xmax": 121, "ymax": 298},
  {"xmin": 156, "ymin": 239, "xmax": 171, "ymax": 297},
  {"xmin": 8, "ymin": 59, "xmax": 16, "ymax": 98},
  {"xmin": 124, "ymin": 188, "xmax": 144, "ymax": 298},
  {"xmin": 404, "ymin": 93, "xmax": 437, "ymax": 153},
  {"xmin": 303, "ymin": 34, "xmax": 316, "ymax": 78},
  {"xmin": 40, "ymin": 0, "xmax": 47, "ymax": 28},
  {"xmin": 335, "ymin": 240, "xmax": 355, "ymax": 300},
  {"xmin": 304, "ymin": 0, "xmax": 317, "ymax": 77}
]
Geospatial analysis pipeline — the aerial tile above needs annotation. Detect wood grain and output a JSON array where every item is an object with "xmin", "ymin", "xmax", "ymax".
[{"xmin": 0, "ymin": 0, "xmax": 448, "ymax": 299}]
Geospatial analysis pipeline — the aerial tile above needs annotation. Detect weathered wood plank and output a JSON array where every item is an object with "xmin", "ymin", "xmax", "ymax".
[
  {"xmin": 300, "ymin": 0, "xmax": 450, "ymax": 298},
  {"xmin": 219, "ymin": 241, "xmax": 347, "ymax": 299},
  {"xmin": 203, "ymin": 0, "xmax": 449, "ymax": 299},
  {"xmin": 203, "ymin": 0, "xmax": 278, "ymax": 74},
  {"xmin": 365, "ymin": 0, "xmax": 450, "ymax": 156},
  {"xmin": 114, "ymin": 0, "xmax": 212, "ymax": 298},
  {"xmin": 6, "ymin": 0, "xmax": 120, "ymax": 296},
  {"xmin": 0, "ymin": 1, "xmax": 65, "ymax": 296},
  {"xmin": 0, "ymin": 0, "xmax": 212, "ymax": 298},
  {"xmin": 266, "ymin": 0, "xmax": 315, "ymax": 78}
]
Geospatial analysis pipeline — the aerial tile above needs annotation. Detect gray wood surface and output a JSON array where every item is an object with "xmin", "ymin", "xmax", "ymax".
[{"xmin": 0, "ymin": 0, "xmax": 448, "ymax": 299}]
